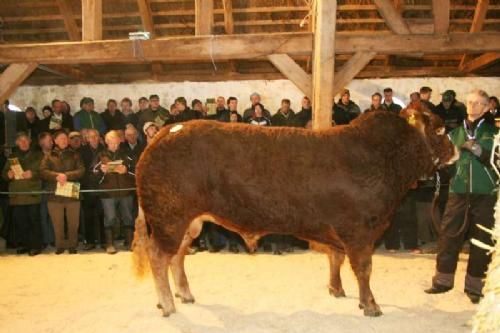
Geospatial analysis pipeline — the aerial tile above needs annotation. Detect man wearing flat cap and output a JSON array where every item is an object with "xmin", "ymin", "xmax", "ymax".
[{"xmin": 433, "ymin": 90, "xmax": 467, "ymax": 134}]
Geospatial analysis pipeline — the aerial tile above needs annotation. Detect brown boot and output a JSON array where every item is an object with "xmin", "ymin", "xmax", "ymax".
[{"xmin": 105, "ymin": 228, "xmax": 117, "ymax": 255}]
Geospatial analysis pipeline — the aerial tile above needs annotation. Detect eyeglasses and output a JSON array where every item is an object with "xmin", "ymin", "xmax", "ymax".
[{"xmin": 467, "ymin": 101, "xmax": 487, "ymax": 107}]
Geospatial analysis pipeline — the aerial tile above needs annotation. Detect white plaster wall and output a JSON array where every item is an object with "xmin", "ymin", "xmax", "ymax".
[{"xmin": 9, "ymin": 77, "xmax": 500, "ymax": 118}]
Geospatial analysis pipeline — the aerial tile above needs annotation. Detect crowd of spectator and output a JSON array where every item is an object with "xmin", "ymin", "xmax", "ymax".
[{"xmin": 0, "ymin": 87, "xmax": 498, "ymax": 256}]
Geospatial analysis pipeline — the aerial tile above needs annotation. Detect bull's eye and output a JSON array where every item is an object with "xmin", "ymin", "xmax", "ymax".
[{"xmin": 436, "ymin": 127, "xmax": 445, "ymax": 136}]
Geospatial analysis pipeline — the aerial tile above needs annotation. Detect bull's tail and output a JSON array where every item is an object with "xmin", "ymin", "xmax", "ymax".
[{"xmin": 132, "ymin": 207, "xmax": 150, "ymax": 278}]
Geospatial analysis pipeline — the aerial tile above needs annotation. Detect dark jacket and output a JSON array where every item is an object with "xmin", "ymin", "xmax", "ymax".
[
  {"xmin": 271, "ymin": 109, "xmax": 296, "ymax": 127},
  {"xmin": 73, "ymin": 110, "xmax": 106, "ymax": 134},
  {"xmin": 124, "ymin": 112, "xmax": 139, "ymax": 129},
  {"xmin": 421, "ymin": 100, "xmax": 436, "ymax": 112},
  {"xmin": 95, "ymin": 149, "xmax": 135, "ymax": 198},
  {"xmin": 243, "ymin": 105, "xmax": 272, "ymax": 122},
  {"xmin": 448, "ymin": 117, "xmax": 498, "ymax": 195},
  {"xmin": 333, "ymin": 100, "xmax": 361, "ymax": 125},
  {"xmin": 39, "ymin": 113, "xmax": 74, "ymax": 133},
  {"xmin": 40, "ymin": 147, "xmax": 85, "ymax": 201},
  {"xmin": 2, "ymin": 149, "xmax": 43, "ymax": 205},
  {"xmin": 433, "ymin": 101, "xmax": 467, "ymax": 133},
  {"xmin": 120, "ymin": 141, "xmax": 145, "ymax": 185},
  {"xmin": 80, "ymin": 143, "xmax": 105, "ymax": 191},
  {"xmin": 294, "ymin": 107, "xmax": 312, "ymax": 127},
  {"xmin": 248, "ymin": 116, "xmax": 271, "ymax": 126},
  {"xmin": 382, "ymin": 102, "xmax": 402, "ymax": 115},
  {"xmin": 164, "ymin": 109, "xmax": 197, "ymax": 125},
  {"xmin": 137, "ymin": 106, "xmax": 170, "ymax": 130},
  {"xmin": 364, "ymin": 105, "xmax": 388, "ymax": 114},
  {"xmin": 101, "ymin": 109, "xmax": 126, "ymax": 131},
  {"xmin": 218, "ymin": 109, "xmax": 243, "ymax": 123}
]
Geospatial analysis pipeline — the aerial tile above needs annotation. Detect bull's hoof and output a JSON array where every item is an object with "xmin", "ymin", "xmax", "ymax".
[
  {"xmin": 161, "ymin": 308, "xmax": 176, "ymax": 317},
  {"xmin": 157, "ymin": 303, "xmax": 162, "ymax": 309},
  {"xmin": 359, "ymin": 303, "xmax": 383, "ymax": 317},
  {"xmin": 181, "ymin": 297, "xmax": 195, "ymax": 304},
  {"xmin": 329, "ymin": 286, "xmax": 346, "ymax": 298}
]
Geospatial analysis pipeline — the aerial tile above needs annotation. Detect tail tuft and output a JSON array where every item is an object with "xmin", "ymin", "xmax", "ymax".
[{"xmin": 132, "ymin": 207, "xmax": 151, "ymax": 279}]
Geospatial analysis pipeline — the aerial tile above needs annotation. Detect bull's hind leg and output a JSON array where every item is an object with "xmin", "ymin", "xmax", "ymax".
[
  {"xmin": 345, "ymin": 245, "xmax": 382, "ymax": 317},
  {"xmin": 328, "ymin": 249, "xmax": 346, "ymax": 298},
  {"xmin": 170, "ymin": 218, "xmax": 204, "ymax": 304},
  {"xmin": 149, "ymin": 243, "xmax": 176, "ymax": 317}
]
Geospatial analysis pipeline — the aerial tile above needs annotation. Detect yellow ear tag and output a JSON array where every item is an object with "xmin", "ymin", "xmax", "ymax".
[{"xmin": 408, "ymin": 114, "xmax": 416, "ymax": 126}]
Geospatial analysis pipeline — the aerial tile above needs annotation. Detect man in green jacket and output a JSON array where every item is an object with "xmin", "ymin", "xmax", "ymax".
[
  {"xmin": 73, "ymin": 97, "xmax": 106, "ymax": 135},
  {"xmin": 2, "ymin": 132, "xmax": 43, "ymax": 255},
  {"xmin": 425, "ymin": 89, "xmax": 498, "ymax": 304}
]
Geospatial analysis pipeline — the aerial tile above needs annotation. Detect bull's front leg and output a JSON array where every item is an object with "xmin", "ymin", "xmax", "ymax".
[
  {"xmin": 346, "ymin": 246, "xmax": 382, "ymax": 317},
  {"xmin": 328, "ymin": 249, "xmax": 346, "ymax": 297}
]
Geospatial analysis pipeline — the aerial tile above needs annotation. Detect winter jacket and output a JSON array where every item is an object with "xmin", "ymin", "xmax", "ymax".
[
  {"xmin": 40, "ymin": 147, "xmax": 85, "ymax": 202},
  {"xmin": 39, "ymin": 113, "xmax": 74, "ymax": 133},
  {"xmin": 2, "ymin": 149, "xmax": 43, "ymax": 205},
  {"xmin": 95, "ymin": 149, "xmax": 135, "ymax": 198},
  {"xmin": 448, "ymin": 117, "xmax": 498, "ymax": 195},
  {"xmin": 333, "ymin": 100, "xmax": 361, "ymax": 125},
  {"xmin": 271, "ymin": 109, "xmax": 296, "ymax": 127},
  {"xmin": 101, "ymin": 109, "xmax": 126, "ymax": 131},
  {"xmin": 73, "ymin": 110, "xmax": 106, "ymax": 134}
]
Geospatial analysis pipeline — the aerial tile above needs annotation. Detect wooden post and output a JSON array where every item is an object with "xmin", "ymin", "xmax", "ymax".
[
  {"xmin": 433, "ymin": 0, "xmax": 450, "ymax": 34},
  {"xmin": 0, "ymin": 63, "xmax": 38, "ymax": 103},
  {"xmin": 311, "ymin": 0, "xmax": 336, "ymax": 130},
  {"xmin": 137, "ymin": 0, "xmax": 155, "ymax": 37},
  {"xmin": 222, "ymin": 0, "xmax": 234, "ymax": 34},
  {"xmin": 268, "ymin": 54, "xmax": 312, "ymax": 97},
  {"xmin": 82, "ymin": 0, "xmax": 102, "ymax": 41},
  {"xmin": 195, "ymin": 0, "xmax": 214, "ymax": 35}
]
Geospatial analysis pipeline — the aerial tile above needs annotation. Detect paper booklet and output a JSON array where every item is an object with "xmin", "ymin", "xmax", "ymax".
[
  {"xmin": 8, "ymin": 158, "xmax": 24, "ymax": 180},
  {"xmin": 55, "ymin": 181, "xmax": 80, "ymax": 199},
  {"xmin": 107, "ymin": 160, "xmax": 123, "ymax": 173},
  {"xmin": 206, "ymin": 98, "xmax": 217, "ymax": 116},
  {"xmin": 49, "ymin": 117, "xmax": 63, "ymax": 130}
]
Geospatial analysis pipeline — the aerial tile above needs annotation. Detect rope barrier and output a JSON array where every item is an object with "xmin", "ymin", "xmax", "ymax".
[{"xmin": 0, "ymin": 188, "xmax": 137, "ymax": 195}]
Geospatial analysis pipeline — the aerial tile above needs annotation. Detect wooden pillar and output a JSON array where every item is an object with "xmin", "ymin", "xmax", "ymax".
[
  {"xmin": 82, "ymin": 0, "xmax": 102, "ymax": 41},
  {"xmin": 195, "ymin": 0, "xmax": 214, "ymax": 35},
  {"xmin": 0, "ymin": 63, "xmax": 38, "ymax": 103},
  {"xmin": 311, "ymin": 0, "xmax": 336, "ymax": 130}
]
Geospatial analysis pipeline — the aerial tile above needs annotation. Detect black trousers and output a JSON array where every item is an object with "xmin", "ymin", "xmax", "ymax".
[
  {"xmin": 436, "ymin": 193, "xmax": 495, "ymax": 278},
  {"xmin": 12, "ymin": 204, "xmax": 42, "ymax": 251},
  {"xmin": 82, "ymin": 194, "xmax": 104, "ymax": 245},
  {"xmin": 384, "ymin": 191, "xmax": 419, "ymax": 250}
]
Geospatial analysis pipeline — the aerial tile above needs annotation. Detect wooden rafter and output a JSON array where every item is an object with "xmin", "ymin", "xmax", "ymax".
[
  {"xmin": 312, "ymin": 0, "xmax": 336, "ymax": 130},
  {"xmin": 374, "ymin": 0, "xmax": 410, "ymax": 34},
  {"xmin": 333, "ymin": 52, "xmax": 377, "ymax": 96},
  {"xmin": 37, "ymin": 65, "xmax": 88, "ymax": 81},
  {"xmin": 82, "ymin": 0, "xmax": 102, "ymax": 41},
  {"xmin": 460, "ymin": 52, "xmax": 500, "ymax": 73},
  {"xmin": 55, "ymin": 0, "xmax": 80, "ymax": 41},
  {"xmin": 137, "ymin": 0, "xmax": 155, "ymax": 37},
  {"xmin": 267, "ymin": 54, "xmax": 311, "ymax": 97},
  {"xmin": 1, "ymin": 33, "xmax": 500, "ymax": 65},
  {"xmin": 433, "ymin": 0, "xmax": 450, "ymax": 34},
  {"xmin": 0, "ymin": 63, "xmax": 38, "ymax": 103},
  {"xmin": 459, "ymin": 0, "xmax": 490, "ymax": 70},
  {"xmin": 195, "ymin": 0, "xmax": 214, "ymax": 35}
]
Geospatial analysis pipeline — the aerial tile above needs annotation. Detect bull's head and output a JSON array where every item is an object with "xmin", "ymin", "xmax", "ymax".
[{"xmin": 400, "ymin": 101, "xmax": 458, "ymax": 170}]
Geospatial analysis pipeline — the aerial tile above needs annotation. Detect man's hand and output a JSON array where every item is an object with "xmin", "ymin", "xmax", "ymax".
[
  {"xmin": 461, "ymin": 140, "xmax": 482, "ymax": 157},
  {"xmin": 22, "ymin": 170, "xmax": 33, "ymax": 179},
  {"xmin": 115, "ymin": 165, "xmax": 127, "ymax": 175},
  {"xmin": 56, "ymin": 173, "xmax": 67, "ymax": 185},
  {"xmin": 100, "ymin": 164, "xmax": 109, "ymax": 173},
  {"xmin": 7, "ymin": 170, "xmax": 15, "ymax": 179}
]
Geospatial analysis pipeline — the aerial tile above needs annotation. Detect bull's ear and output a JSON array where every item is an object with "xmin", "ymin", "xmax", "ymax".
[{"xmin": 402, "ymin": 108, "xmax": 425, "ymax": 133}]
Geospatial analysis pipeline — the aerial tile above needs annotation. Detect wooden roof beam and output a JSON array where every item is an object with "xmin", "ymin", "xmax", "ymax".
[
  {"xmin": 55, "ymin": 0, "xmax": 80, "ymax": 41},
  {"xmin": 433, "ymin": 0, "xmax": 450, "ymax": 35},
  {"xmin": 37, "ymin": 64, "xmax": 89, "ymax": 81},
  {"xmin": 2, "ymin": 33, "xmax": 500, "ymax": 64},
  {"xmin": 268, "ymin": 54, "xmax": 311, "ymax": 97},
  {"xmin": 137, "ymin": 0, "xmax": 155, "ymax": 37},
  {"xmin": 374, "ymin": 0, "xmax": 411, "ymax": 34},
  {"xmin": 82, "ymin": 0, "xmax": 102, "ymax": 41},
  {"xmin": 0, "ymin": 63, "xmax": 38, "ymax": 103},
  {"xmin": 195, "ymin": 0, "xmax": 214, "ymax": 35}
]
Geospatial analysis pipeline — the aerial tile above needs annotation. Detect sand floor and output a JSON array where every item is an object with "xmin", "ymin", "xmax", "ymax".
[{"xmin": 0, "ymin": 249, "xmax": 477, "ymax": 333}]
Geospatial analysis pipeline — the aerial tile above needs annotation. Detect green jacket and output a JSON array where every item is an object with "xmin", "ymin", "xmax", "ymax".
[
  {"xmin": 2, "ymin": 149, "xmax": 43, "ymax": 205},
  {"xmin": 449, "ymin": 119, "xmax": 498, "ymax": 195},
  {"xmin": 74, "ymin": 110, "xmax": 106, "ymax": 134}
]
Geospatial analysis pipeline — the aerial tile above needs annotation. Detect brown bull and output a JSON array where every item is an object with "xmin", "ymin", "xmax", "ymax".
[{"xmin": 133, "ymin": 104, "xmax": 456, "ymax": 317}]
